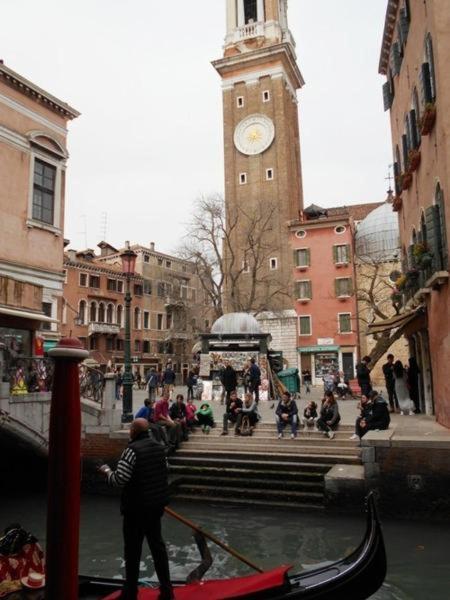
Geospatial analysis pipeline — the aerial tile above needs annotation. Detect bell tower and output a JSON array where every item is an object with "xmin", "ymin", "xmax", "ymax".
[{"xmin": 213, "ymin": 0, "xmax": 305, "ymax": 314}]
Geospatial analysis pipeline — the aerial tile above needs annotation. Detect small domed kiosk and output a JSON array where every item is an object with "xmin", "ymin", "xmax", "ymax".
[{"xmin": 201, "ymin": 312, "xmax": 271, "ymax": 354}]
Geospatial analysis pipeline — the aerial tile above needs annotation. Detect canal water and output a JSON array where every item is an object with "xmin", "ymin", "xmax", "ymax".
[{"xmin": 1, "ymin": 492, "xmax": 449, "ymax": 599}]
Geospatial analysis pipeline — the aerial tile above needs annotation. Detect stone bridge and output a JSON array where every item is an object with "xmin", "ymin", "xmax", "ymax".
[{"xmin": 0, "ymin": 374, "xmax": 122, "ymax": 455}]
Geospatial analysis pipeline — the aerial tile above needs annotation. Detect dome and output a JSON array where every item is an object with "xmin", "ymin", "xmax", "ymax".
[
  {"xmin": 355, "ymin": 199, "xmax": 400, "ymax": 261},
  {"xmin": 211, "ymin": 312, "xmax": 262, "ymax": 335}
]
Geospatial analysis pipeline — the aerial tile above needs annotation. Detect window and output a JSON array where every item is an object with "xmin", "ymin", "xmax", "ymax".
[
  {"xmin": 190, "ymin": 288, "xmax": 197, "ymax": 302},
  {"xmin": 299, "ymin": 316, "xmax": 312, "ymax": 336},
  {"xmin": 334, "ymin": 225, "xmax": 347, "ymax": 235},
  {"xmin": 144, "ymin": 255, "xmax": 150, "ymax": 263},
  {"xmin": 89, "ymin": 275, "xmax": 100, "ymax": 289},
  {"xmin": 333, "ymin": 244, "xmax": 350, "ymax": 264},
  {"xmin": 166, "ymin": 261, "xmax": 172, "ymax": 269},
  {"xmin": 98, "ymin": 303, "xmax": 105, "ymax": 323},
  {"xmin": 89, "ymin": 337, "xmax": 98, "ymax": 350},
  {"xmin": 244, "ymin": 0, "xmax": 257, "ymax": 23},
  {"xmin": 425, "ymin": 33, "xmax": 436, "ymax": 102},
  {"xmin": 205, "ymin": 319, "xmax": 210, "ymax": 329},
  {"xmin": 180, "ymin": 285, "xmax": 188, "ymax": 300},
  {"xmin": 78, "ymin": 300, "xmax": 86, "ymax": 325},
  {"xmin": 107, "ymin": 279, "xmax": 117, "ymax": 292},
  {"xmin": 63, "ymin": 269, "xmax": 68, "ymax": 284},
  {"xmin": 106, "ymin": 338, "xmax": 114, "ymax": 351},
  {"xmin": 117, "ymin": 280, "xmax": 124, "ymax": 293},
  {"xmin": 106, "ymin": 304, "xmax": 114, "ymax": 324},
  {"xmin": 296, "ymin": 230, "xmax": 307, "ymax": 239},
  {"xmin": 269, "ymin": 258, "xmax": 278, "ymax": 270},
  {"xmin": 266, "ymin": 168, "xmax": 274, "ymax": 181},
  {"xmin": 90, "ymin": 302, "xmax": 97, "ymax": 322},
  {"xmin": 166, "ymin": 313, "xmax": 173, "ymax": 330},
  {"xmin": 157, "ymin": 314, "xmax": 164, "ymax": 330},
  {"xmin": 157, "ymin": 258, "xmax": 163, "ymax": 266},
  {"xmin": 144, "ymin": 311, "xmax": 150, "ymax": 329},
  {"xmin": 144, "ymin": 280, "xmax": 152, "ymax": 295},
  {"xmin": 339, "ymin": 313, "xmax": 352, "ymax": 334},
  {"xmin": 295, "ymin": 280, "xmax": 312, "ymax": 300},
  {"xmin": 239, "ymin": 173, "xmax": 247, "ymax": 185},
  {"xmin": 116, "ymin": 338, "xmax": 124, "ymax": 351},
  {"xmin": 134, "ymin": 284, "xmax": 143, "ymax": 296},
  {"xmin": 262, "ymin": 90, "xmax": 270, "ymax": 102},
  {"xmin": 237, "ymin": 96, "xmax": 244, "ymax": 108},
  {"xmin": 335, "ymin": 278, "xmax": 353, "ymax": 297},
  {"xmin": 79, "ymin": 273, "xmax": 88, "ymax": 287},
  {"xmin": 32, "ymin": 159, "xmax": 56, "ymax": 225},
  {"xmin": 41, "ymin": 302, "xmax": 52, "ymax": 331},
  {"xmin": 294, "ymin": 248, "xmax": 310, "ymax": 268},
  {"xmin": 157, "ymin": 282, "xmax": 166, "ymax": 298},
  {"xmin": 143, "ymin": 340, "xmax": 150, "ymax": 353},
  {"xmin": 117, "ymin": 305, "xmax": 123, "ymax": 327},
  {"xmin": 134, "ymin": 308, "xmax": 141, "ymax": 329},
  {"xmin": 134, "ymin": 340, "xmax": 141, "ymax": 353},
  {"xmin": 157, "ymin": 341, "xmax": 165, "ymax": 354}
]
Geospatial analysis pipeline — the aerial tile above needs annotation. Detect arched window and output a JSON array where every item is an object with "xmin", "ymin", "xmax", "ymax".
[
  {"xmin": 78, "ymin": 300, "xmax": 86, "ymax": 325},
  {"xmin": 117, "ymin": 305, "xmax": 123, "ymax": 328},
  {"xmin": 106, "ymin": 304, "xmax": 114, "ymax": 324},
  {"xmin": 90, "ymin": 301, "xmax": 97, "ymax": 323},
  {"xmin": 425, "ymin": 33, "xmax": 436, "ymax": 101},
  {"xmin": 420, "ymin": 212, "xmax": 427, "ymax": 245},
  {"xmin": 134, "ymin": 307, "xmax": 141, "ymax": 330},
  {"xmin": 98, "ymin": 302, "xmax": 105, "ymax": 323},
  {"xmin": 244, "ymin": 0, "xmax": 258, "ymax": 24}
]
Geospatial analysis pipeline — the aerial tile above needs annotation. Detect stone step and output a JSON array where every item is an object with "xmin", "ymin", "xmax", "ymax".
[
  {"xmin": 175, "ymin": 449, "xmax": 361, "ymax": 466},
  {"xmin": 169, "ymin": 464, "xmax": 325, "ymax": 482},
  {"xmin": 180, "ymin": 441, "xmax": 360, "ymax": 457},
  {"xmin": 173, "ymin": 494, "xmax": 325, "ymax": 511},
  {"xmin": 188, "ymin": 433, "xmax": 358, "ymax": 446},
  {"xmin": 190, "ymin": 429, "xmax": 355, "ymax": 440},
  {"xmin": 171, "ymin": 474, "xmax": 324, "ymax": 493},
  {"xmin": 175, "ymin": 483, "xmax": 324, "ymax": 504},
  {"xmin": 191, "ymin": 423, "xmax": 355, "ymax": 432},
  {"xmin": 169, "ymin": 455, "xmax": 334, "ymax": 473}
]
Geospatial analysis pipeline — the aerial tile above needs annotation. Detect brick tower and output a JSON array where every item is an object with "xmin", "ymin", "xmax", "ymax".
[{"xmin": 213, "ymin": 0, "xmax": 305, "ymax": 316}]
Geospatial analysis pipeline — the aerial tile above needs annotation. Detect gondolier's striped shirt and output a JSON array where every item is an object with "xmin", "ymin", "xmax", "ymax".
[{"xmin": 107, "ymin": 447, "xmax": 136, "ymax": 487}]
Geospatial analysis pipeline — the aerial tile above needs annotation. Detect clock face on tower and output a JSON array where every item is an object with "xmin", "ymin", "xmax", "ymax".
[{"xmin": 234, "ymin": 114, "xmax": 275, "ymax": 156}]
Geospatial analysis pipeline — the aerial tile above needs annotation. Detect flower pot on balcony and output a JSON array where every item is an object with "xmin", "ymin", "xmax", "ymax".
[
  {"xmin": 401, "ymin": 172, "xmax": 413, "ymax": 191},
  {"xmin": 392, "ymin": 195, "xmax": 402, "ymax": 212},
  {"xmin": 420, "ymin": 104, "xmax": 436, "ymax": 135},
  {"xmin": 408, "ymin": 149, "xmax": 421, "ymax": 172},
  {"xmin": 419, "ymin": 253, "xmax": 433, "ymax": 269}
]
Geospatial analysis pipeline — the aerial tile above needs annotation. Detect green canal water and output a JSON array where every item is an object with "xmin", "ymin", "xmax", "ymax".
[{"xmin": 1, "ymin": 492, "xmax": 449, "ymax": 599}]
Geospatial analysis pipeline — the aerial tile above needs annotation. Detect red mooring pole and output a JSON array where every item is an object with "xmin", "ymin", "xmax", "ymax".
[{"xmin": 45, "ymin": 338, "xmax": 88, "ymax": 600}]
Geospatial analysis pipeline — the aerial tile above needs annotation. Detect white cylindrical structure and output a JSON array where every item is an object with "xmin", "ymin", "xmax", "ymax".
[
  {"xmin": 237, "ymin": 0, "xmax": 245, "ymax": 26},
  {"xmin": 227, "ymin": 0, "xmax": 237, "ymax": 32}
]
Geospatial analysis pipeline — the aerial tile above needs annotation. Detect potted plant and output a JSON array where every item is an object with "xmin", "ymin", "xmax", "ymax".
[
  {"xmin": 419, "ymin": 252, "xmax": 433, "ymax": 269},
  {"xmin": 413, "ymin": 242, "xmax": 433, "ymax": 269},
  {"xmin": 392, "ymin": 195, "xmax": 402, "ymax": 212},
  {"xmin": 402, "ymin": 172, "xmax": 413, "ymax": 190},
  {"xmin": 420, "ymin": 103, "xmax": 436, "ymax": 135},
  {"xmin": 408, "ymin": 148, "xmax": 421, "ymax": 172}
]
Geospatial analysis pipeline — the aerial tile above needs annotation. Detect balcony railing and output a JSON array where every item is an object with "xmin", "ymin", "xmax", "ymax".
[
  {"xmin": 234, "ymin": 21, "xmax": 265, "ymax": 41},
  {"xmin": 88, "ymin": 322, "xmax": 120, "ymax": 335}
]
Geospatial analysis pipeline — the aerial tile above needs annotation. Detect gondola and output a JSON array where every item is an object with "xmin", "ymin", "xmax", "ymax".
[{"xmin": 75, "ymin": 493, "xmax": 386, "ymax": 600}]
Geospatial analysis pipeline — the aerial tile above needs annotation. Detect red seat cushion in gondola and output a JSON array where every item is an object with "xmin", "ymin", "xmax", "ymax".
[{"xmin": 102, "ymin": 566, "xmax": 291, "ymax": 600}]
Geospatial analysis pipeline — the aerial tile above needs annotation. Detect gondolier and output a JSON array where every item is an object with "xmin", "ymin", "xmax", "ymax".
[{"xmin": 99, "ymin": 419, "xmax": 174, "ymax": 600}]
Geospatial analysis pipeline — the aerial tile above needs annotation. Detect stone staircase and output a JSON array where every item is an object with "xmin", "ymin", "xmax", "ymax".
[{"xmin": 169, "ymin": 423, "xmax": 361, "ymax": 510}]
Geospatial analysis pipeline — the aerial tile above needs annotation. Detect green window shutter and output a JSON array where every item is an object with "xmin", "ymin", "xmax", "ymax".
[
  {"xmin": 307, "ymin": 281, "xmax": 312, "ymax": 299},
  {"xmin": 345, "ymin": 245, "xmax": 351, "ymax": 263},
  {"xmin": 306, "ymin": 249, "xmax": 311, "ymax": 266},
  {"xmin": 402, "ymin": 134, "xmax": 409, "ymax": 172},
  {"xmin": 407, "ymin": 244, "xmax": 415, "ymax": 269},
  {"xmin": 409, "ymin": 110, "xmax": 420, "ymax": 149},
  {"xmin": 420, "ymin": 63, "xmax": 433, "ymax": 105},
  {"xmin": 382, "ymin": 81, "xmax": 393, "ymax": 111},
  {"xmin": 425, "ymin": 205, "xmax": 442, "ymax": 271},
  {"xmin": 332, "ymin": 246, "xmax": 338, "ymax": 263},
  {"xmin": 393, "ymin": 161, "xmax": 401, "ymax": 195},
  {"xmin": 437, "ymin": 199, "xmax": 449, "ymax": 270},
  {"xmin": 335, "ymin": 279, "xmax": 340, "ymax": 297},
  {"xmin": 399, "ymin": 8, "xmax": 410, "ymax": 46},
  {"xmin": 294, "ymin": 281, "xmax": 301, "ymax": 298},
  {"xmin": 293, "ymin": 249, "xmax": 299, "ymax": 267},
  {"xmin": 348, "ymin": 278, "xmax": 354, "ymax": 295},
  {"xmin": 391, "ymin": 42, "xmax": 402, "ymax": 76}
]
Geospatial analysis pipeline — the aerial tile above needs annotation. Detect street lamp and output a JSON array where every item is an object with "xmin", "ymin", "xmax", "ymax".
[{"xmin": 120, "ymin": 242, "xmax": 137, "ymax": 424}]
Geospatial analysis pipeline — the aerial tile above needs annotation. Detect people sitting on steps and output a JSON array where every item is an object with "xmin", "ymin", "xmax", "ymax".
[
  {"xmin": 154, "ymin": 392, "xmax": 182, "ymax": 452},
  {"xmin": 301, "ymin": 401, "xmax": 318, "ymax": 431},
  {"xmin": 134, "ymin": 398, "xmax": 166, "ymax": 446},
  {"xmin": 196, "ymin": 402, "xmax": 215, "ymax": 434},
  {"xmin": 317, "ymin": 391, "xmax": 341, "ymax": 440},
  {"xmin": 185, "ymin": 397, "xmax": 198, "ymax": 431},
  {"xmin": 221, "ymin": 390, "xmax": 243, "ymax": 436},
  {"xmin": 275, "ymin": 391, "xmax": 299, "ymax": 439},
  {"xmin": 169, "ymin": 394, "xmax": 189, "ymax": 441},
  {"xmin": 235, "ymin": 392, "xmax": 259, "ymax": 436},
  {"xmin": 350, "ymin": 390, "xmax": 390, "ymax": 440}
]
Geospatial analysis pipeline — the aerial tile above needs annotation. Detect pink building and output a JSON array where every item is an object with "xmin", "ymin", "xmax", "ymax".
[{"xmin": 290, "ymin": 203, "xmax": 380, "ymax": 385}]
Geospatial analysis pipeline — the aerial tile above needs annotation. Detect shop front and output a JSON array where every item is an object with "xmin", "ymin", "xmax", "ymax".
[{"xmin": 298, "ymin": 345, "xmax": 353, "ymax": 386}]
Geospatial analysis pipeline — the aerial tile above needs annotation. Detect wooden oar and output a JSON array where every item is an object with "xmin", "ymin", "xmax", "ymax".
[{"xmin": 165, "ymin": 506, "xmax": 264, "ymax": 573}]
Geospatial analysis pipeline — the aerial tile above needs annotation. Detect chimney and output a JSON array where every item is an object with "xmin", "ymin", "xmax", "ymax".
[
  {"xmin": 67, "ymin": 249, "xmax": 77, "ymax": 262},
  {"xmin": 150, "ymin": 242, "xmax": 155, "ymax": 251}
]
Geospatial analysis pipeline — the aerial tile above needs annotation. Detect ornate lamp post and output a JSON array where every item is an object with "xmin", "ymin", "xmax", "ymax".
[{"xmin": 120, "ymin": 242, "xmax": 137, "ymax": 423}]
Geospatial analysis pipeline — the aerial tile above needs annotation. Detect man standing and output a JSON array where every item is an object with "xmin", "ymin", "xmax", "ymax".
[
  {"xmin": 162, "ymin": 365, "xmax": 176, "ymax": 399},
  {"xmin": 382, "ymin": 354, "xmax": 398, "ymax": 413},
  {"xmin": 146, "ymin": 367, "xmax": 158, "ymax": 401},
  {"xmin": 249, "ymin": 357, "xmax": 261, "ymax": 404},
  {"xmin": 99, "ymin": 419, "xmax": 173, "ymax": 600},
  {"xmin": 356, "ymin": 355, "xmax": 372, "ymax": 397},
  {"xmin": 221, "ymin": 361, "xmax": 237, "ymax": 403}
]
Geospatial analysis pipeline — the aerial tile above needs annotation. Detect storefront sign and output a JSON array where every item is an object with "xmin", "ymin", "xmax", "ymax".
[
  {"xmin": 298, "ymin": 345, "xmax": 340, "ymax": 353},
  {"xmin": 317, "ymin": 338, "xmax": 335, "ymax": 346}
]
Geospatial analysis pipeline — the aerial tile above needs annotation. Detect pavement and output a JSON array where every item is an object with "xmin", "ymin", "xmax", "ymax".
[{"xmin": 128, "ymin": 385, "xmax": 450, "ymax": 439}]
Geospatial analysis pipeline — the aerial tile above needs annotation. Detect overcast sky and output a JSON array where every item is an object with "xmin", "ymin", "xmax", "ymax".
[{"xmin": 2, "ymin": 0, "xmax": 391, "ymax": 254}]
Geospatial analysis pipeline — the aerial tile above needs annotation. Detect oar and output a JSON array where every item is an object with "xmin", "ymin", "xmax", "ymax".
[{"xmin": 164, "ymin": 506, "xmax": 264, "ymax": 573}]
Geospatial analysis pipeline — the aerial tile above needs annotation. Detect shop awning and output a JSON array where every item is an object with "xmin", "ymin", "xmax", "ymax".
[
  {"xmin": 366, "ymin": 308, "xmax": 422, "ymax": 335},
  {"xmin": 297, "ymin": 345, "xmax": 340, "ymax": 353},
  {"xmin": 0, "ymin": 305, "xmax": 57, "ymax": 323}
]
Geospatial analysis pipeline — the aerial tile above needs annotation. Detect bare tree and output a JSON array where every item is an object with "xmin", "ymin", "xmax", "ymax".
[
  {"xmin": 355, "ymin": 253, "xmax": 404, "ymax": 367},
  {"xmin": 178, "ymin": 194, "xmax": 291, "ymax": 319}
]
